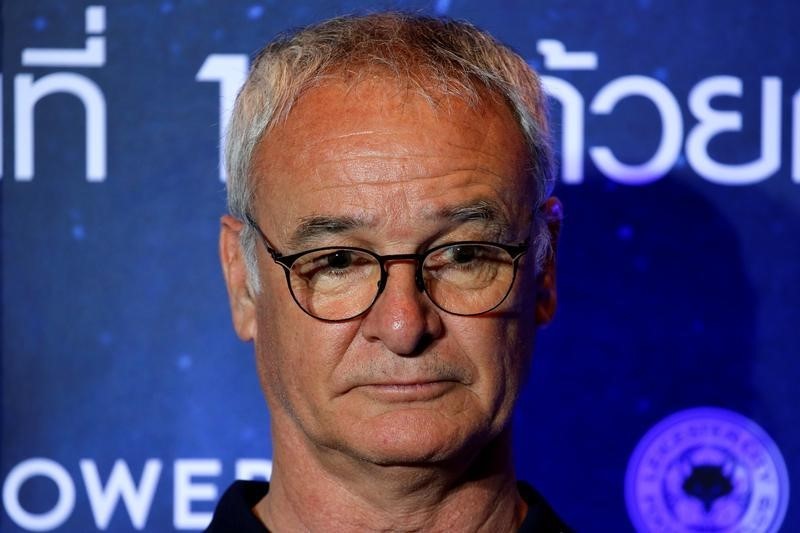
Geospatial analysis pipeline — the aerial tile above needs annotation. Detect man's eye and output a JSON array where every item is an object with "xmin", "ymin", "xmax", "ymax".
[
  {"xmin": 424, "ymin": 245, "xmax": 492, "ymax": 272},
  {"xmin": 294, "ymin": 249, "xmax": 376, "ymax": 283},
  {"xmin": 435, "ymin": 245, "xmax": 486, "ymax": 268},
  {"xmin": 325, "ymin": 250, "xmax": 354, "ymax": 270},
  {"xmin": 451, "ymin": 245, "xmax": 479, "ymax": 264},
  {"xmin": 308, "ymin": 250, "xmax": 359, "ymax": 277}
]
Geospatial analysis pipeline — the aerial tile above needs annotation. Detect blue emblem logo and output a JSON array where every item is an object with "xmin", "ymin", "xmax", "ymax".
[{"xmin": 625, "ymin": 407, "xmax": 789, "ymax": 532}]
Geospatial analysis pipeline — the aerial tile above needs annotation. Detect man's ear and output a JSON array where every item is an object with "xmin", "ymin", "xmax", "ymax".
[
  {"xmin": 220, "ymin": 215, "xmax": 257, "ymax": 341},
  {"xmin": 534, "ymin": 197, "xmax": 562, "ymax": 326}
]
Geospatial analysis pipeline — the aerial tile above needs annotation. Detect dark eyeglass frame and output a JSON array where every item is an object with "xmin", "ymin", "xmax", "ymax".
[{"xmin": 245, "ymin": 213, "xmax": 529, "ymax": 321}]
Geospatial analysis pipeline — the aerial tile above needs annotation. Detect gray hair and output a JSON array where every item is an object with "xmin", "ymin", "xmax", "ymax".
[{"xmin": 225, "ymin": 13, "xmax": 555, "ymax": 293}]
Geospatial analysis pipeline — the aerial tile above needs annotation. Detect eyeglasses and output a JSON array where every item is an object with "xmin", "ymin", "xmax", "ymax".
[{"xmin": 245, "ymin": 214, "xmax": 529, "ymax": 321}]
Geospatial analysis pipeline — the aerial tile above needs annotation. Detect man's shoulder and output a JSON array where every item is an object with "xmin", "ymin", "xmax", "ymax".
[
  {"xmin": 517, "ymin": 480, "xmax": 574, "ymax": 533},
  {"xmin": 204, "ymin": 480, "xmax": 270, "ymax": 533}
]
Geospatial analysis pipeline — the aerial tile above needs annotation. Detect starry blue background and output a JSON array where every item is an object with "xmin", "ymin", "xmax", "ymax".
[{"xmin": 3, "ymin": 1, "xmax": 799, "ymax": 531}]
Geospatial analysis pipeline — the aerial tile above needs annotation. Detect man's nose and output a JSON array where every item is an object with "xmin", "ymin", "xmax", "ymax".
[{"xmin": 360, "ymin": 262, "xmax": 443, "ymax": 356}]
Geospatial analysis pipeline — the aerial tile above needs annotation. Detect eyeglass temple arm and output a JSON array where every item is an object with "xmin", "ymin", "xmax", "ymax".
[{"xmin": 244, "ymin": 213, "xmax": 283, "ymax": 260}]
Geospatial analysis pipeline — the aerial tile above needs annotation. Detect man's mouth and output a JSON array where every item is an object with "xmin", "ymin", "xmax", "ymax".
[{"xmin": 352, "ymin": 380, "xmax": 458, "ymax": 402}]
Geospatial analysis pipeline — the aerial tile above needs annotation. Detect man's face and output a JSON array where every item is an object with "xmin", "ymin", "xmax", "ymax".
[{"xmin": 222, "ymin": 76, "xmax": 557, "ymax": 467}]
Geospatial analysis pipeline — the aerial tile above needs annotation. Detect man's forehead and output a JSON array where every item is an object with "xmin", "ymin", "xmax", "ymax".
[
  {"xmin": 257, "ymin": 80, "xmax": 524, "ymax": 164},
  {"xmin": 261, "ymin": 73, "xmax": 520, "ymax": 150},
  {"xmin": 249, "ymin": 75, "xmax": 532, "ymax": 242},
  {"xmin": 284, "ymin": 199, "xmax": 514, "ymax": 249}
]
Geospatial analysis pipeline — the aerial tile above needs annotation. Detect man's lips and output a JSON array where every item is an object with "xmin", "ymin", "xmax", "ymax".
[{"xmin": 350, "ymin": 380, "xmax": 459, "ymax": 402}]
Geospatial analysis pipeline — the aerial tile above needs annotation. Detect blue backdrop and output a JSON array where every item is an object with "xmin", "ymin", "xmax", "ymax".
[{"xmin": 3, "ymin": 1, "xmax": 798, "ymax": 531}]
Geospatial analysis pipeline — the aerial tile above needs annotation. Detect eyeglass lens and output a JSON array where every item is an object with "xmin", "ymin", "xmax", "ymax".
[{"xmin": 286, "ymin": 244, "xmax": 517, "ymax": 320}]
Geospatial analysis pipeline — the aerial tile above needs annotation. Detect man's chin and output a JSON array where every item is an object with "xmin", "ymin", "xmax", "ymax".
[{"xmin": 330, "ymin": 408, "xmax": 488, "ymax": 468}]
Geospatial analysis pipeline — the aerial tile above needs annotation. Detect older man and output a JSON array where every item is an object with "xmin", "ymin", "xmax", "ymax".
[{"xmin": 211, "ymin": 12, "xmax": 569, "ymax": 532}]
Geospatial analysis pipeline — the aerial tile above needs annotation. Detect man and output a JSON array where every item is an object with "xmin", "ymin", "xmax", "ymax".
[{"xmin": 211, "ymin": 12, "xmax": 569, "ymax": 532}]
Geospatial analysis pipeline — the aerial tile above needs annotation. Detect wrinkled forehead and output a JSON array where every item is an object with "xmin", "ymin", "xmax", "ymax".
[
  {"xmin": 253, "ymin": 72, "xmax": 529, "ymax": 188},
  {"xmin": 255, "ymin": 68, "xmax": 528, "ymax": 166},
  {"xmin": 249, "ymin": 74, "xmax": 533, "ymax": 238}
]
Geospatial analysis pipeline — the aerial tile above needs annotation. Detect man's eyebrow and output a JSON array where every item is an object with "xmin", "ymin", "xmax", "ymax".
[
  {"xmin": 436, "ymin": 200, "xmax": 512, "ymax": 233},
  {"xmin": 287, "ymin": 215, "xmax": 369, "ymax": 249}
]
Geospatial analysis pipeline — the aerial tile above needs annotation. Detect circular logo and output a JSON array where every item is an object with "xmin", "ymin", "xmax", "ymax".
[{"xmin": 625, "ymin": 407, "xmax": 789, "ymax": 532}]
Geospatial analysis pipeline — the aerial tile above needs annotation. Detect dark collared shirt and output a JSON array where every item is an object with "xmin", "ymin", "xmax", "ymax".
[{"xmin": 205, "ymin": 480, "xmax": 573, "ymax": 532}]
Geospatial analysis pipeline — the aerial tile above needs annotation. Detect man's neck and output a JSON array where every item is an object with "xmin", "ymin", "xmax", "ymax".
[{"xmin": 253, "ymin": 426, "xmax": 524, "ymax": 532}]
